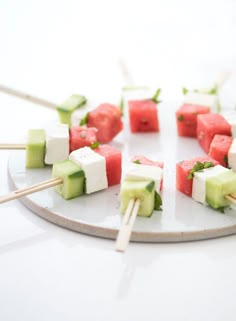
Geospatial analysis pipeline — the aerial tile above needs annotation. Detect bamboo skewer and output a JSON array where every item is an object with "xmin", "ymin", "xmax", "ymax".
[
  {"xmin": 118, "ymin": 57, "xmax": 135, "ymax": 86},
  {"xmin": 225, "ymin": 195, "xmax": 236, "ymax": 204},
  {"xmin": 115, "ymin": 192, "xmax": 236, "ymax": 252},
  {"xmin": 0, "ymin": 177, "xmax": 62, "ymax": 204},
  {"xmin": 0, "ymin": 84, "xmax": 57, "ymax": 110},
  {"xmin": 0, "ymin": 144, "xmax": 26, "ymax": 150},
  {"xmin": 215, "ymin": 71, "xmax": 231, "ymax": 88},
  {"xmin": 115, "ymin": 198, "xmax": 141, "ymax": 252}
]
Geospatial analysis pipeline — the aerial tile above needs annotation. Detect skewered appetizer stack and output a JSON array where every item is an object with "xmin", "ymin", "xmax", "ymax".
[
  {"xmin": 122, "ymin": 87, "xmax": 161, "ymax": 133},
  {"xmin": 116, "ymin": 156, "xmax": 163, "ymax": 251},
  {"xmin": 6, "ymin": 120, "xmax": 123, "ymax": 169},
  {"xmin": 176, "ymin": 87, "xmax": 219, "ymax": 137},
  {"xmin": 31, "ymin": 137, "xmax": 122, "ymax": 194},
  {"xmin": 176, "ymin": 156, "xmax": 236, "ymax": 211},
  {"xmin": 22, "ymin": 125, "xmax": 98, "ymax": 168},
  {"xmin": 56, "ymin": 94, "xmax": 124, "ymax": 143},
  {"xmin": 175, "ymin": 72, "xmax": 231, "ymax": 138},
  {"xmin": 0, "ymin": 146, "xmax": 122, "ymax": 204},
  {"xmin": 120, "ymin": 156, "xmax": 163, "ymax": 217}
]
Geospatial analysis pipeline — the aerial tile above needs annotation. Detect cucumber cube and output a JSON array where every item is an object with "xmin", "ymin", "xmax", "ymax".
[
  {"xmin": 52, "ymin": 160, "xmax": 85, "ymax": 200},
  {"xmin": 206, "ymin": 170, "xmax": 236, "ymax": 209},
  {"xmin": 57, "ymin": 95, "xmax": 87, "ymax": 126},
  {"xmin": 26, "ymin": 129, "xmax": 46, "ymax": 168},
  {"xmin": 120, "ymin": 180, "xmax": 155, "ymax": 217}
]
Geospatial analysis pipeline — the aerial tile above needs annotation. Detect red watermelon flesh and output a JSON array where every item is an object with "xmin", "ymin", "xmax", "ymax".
[
  {"xmin": 131, "ymin": 155, "xmax": 164, "ymax": 190},
  {"xmin": 176, "ymin": 104, "xmax": 210, "ymax": 137},
  {"xmin": 94, "ymin": 144, "xmax": 122, "ymax": 186},
  {"xmin": 209, "ymin": 135, "xmax": 233, "ymax": 167},
  {"xmin": 70, "ymin": 126, "xmax": 98, "ymax": 152},
  {"xmin": 87, "ymin": 103, "xmax": 123, "ymax": 143},
  {"xmin": 128, "ymin": 99, "xmax": 159, "ymax": 133},
  {"xmin": 197, "ymin": 113, "xmax": 231, "ymax": 153},
  {"xmin": 131, "ymin": 155, "xmax": 163, "ymax": 168},
  {"xmin": 176, "ymin": 156, "xmax": 219, "ymax": 197}
]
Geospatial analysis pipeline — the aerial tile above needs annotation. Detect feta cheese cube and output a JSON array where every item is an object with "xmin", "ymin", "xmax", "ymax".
[
  {"xmin": 221, "ymin": 111, "xmax": 236, "ymax": 137},
  {"xmin": 183, "ymin": 92, "xmax": 218, "ymax": 111},
  {"xmin": 69, "ymin": 146, "xmax": 108, "ymax": 194},
  {"xmin": 228, "ymin": 138, "xmax": 236, "ymax": 171},
  {"xmin": 192, "ymin": 165, "xmax": 228, "ymax": 205},
  {"xmin": 45, "ymin": 124, "xmax": 69, "ymax": 165},
  {"xmin": 125, "ymin": 163, "xmax": 163, "ymax": 192}
]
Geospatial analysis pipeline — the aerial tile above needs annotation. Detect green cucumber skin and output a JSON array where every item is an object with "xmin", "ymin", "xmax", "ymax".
[
  {"xmin": 57, "ymin": 110, "xmax": 74, "ymax": 126},
  {"xmin": 26, "ymin": 129, "xmax": 46, "ymax": 168},
  {"xmin": 206, "ymin": 171, "xmax": 236, "ymax": 209},
  {"xmin": 57, "ymin": 95, "xmax": 87, "ymax": 126},
  {"xmin": 52, "ymin": 160, "xmax": 85, "ymax": 200},
  {"xmin": 120, "ymin": 180, "xmax": 155, "ymax": 217}
]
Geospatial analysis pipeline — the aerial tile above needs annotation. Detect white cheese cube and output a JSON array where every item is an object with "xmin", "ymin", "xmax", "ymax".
[
  {"xmin": 228, "ymin": 138, "xmax": 236, "ymax": 171},
  {"xmin": 45, "ymin": 124, "xmax": 69, "ymax": 165},
  {"xmin": 125, "ymin": 163, "xmax": 163, "ymax": 192},
  {"xmin": 192, "ymin": 165, "xmax": 228, "ymax": 205},
  {"xmin": 221, "ymin": 111, "xmax": 236, "ymax": 137},
  {"xmin": 183, "ymin": 92, "xmax": 218, "ymax": 111},
  {"xmin": 69, "ymin": 146, "xmax": 108, "ymax": 194}
]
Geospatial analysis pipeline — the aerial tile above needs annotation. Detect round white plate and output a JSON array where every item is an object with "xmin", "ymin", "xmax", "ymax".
[{"xmin": 7, "ymin": 102, "xmax": 236, "ymax": 242}]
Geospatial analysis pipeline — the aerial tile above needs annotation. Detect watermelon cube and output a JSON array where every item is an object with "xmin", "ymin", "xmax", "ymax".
[
  {"xmin": 176, "ymin": 156, "xmax": 219, "ymax": 197},
  {"xmin": 94, "ymin": 144, "xmax": 122, "ymax": 186},
  {"xmin": 128, "ymin": 99, "xmax": 159, "ymax": 133},
  {"xmin": 197, "ymin": 113, "xmax": 231, "ymax": 153},
  {"xmin": 209, "ymin": 135, "xmax": 233, "ymax": 167},
  {"xmin": 131, "ymin": 155, "xmax": 163, "ymax": 168},
  {"xmin": 70, "ymin": 126, "xmax": 98, "ymax": 152},
  {"xmin": 176, "ymin": 104, "xmax": 210, "ymax": 137},
  {"xmin": 87, "ymin": 103, "xmax": 123, "ymax": 143}
]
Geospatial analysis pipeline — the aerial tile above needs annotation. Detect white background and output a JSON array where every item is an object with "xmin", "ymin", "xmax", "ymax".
[{"xmin": 1, "ymin": 1, "xmax": 236, "ymax": 320}]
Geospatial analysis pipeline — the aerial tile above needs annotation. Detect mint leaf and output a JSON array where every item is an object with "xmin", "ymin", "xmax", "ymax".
[
  {"xmin": 80, "ymin": 112, "xmax": 89, "ymax": 126},
  {"xmin": 133, "ymin": 160, "xmax": 141, "ymax": 164},
  {"xmin": 119, "ymin": 97, "xmax": 124, "ymax": 116},
  {"xmin": 182, "ymin": 87, "xmax": 188, "ymax": 95},
  {"xmin": 178, "ymin": 114, "xmax": 184, "ymax": 121},
  {"xmin": 208, "ymin": 85, "xmax": 218, "ymax": 95},
  {"xmin": 216, "ymin": 206, "xmax": 227, "ymax": 214},
  {"xmin": 151, "ymin": 88, "xmax": 161, "ymax": 103},
  {"xmin": 146, "ymin": 181, "xmax": 155, "ymax": 192},
  {"xmin": 154, "ymin": 191, "xmax": 162, "ymax": 211},
  {"xmin": 224, "ymin": 155, "xmax": 228, "ymax": 167},
  {"xmin": 187, "ymin": 161, "xmax": 214, "ymax": 180},
  {"xmin": 203, "ymin": 161, "xmax": 214, "ymax": 169},
  {"xmin": 90, "ymin": 141, "xmax": 100, "ymax": 149}
]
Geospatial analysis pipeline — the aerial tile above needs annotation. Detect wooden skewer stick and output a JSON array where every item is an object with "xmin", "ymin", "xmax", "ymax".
[
  {"xmin": 0, "ymin": 84, "xmax": 57, "ymax": 110},
  {"xmin": 228, "ymin": 193, "xmax": 236, "ymax": 200},
  {"xmin": 115, "ymin": 198, "xmax": 141, "ymax": 252},
  {"xmin": 215, "ymin": 71, "xmax": 231, "ymax": 88},
  {"xmin": 118, "ymin": 57, "xmax": 135, "ymax": 86},
  {"xmin": 0, "ymin": 144, "xmax": 26, "ymax": 150},
  {"xmin": 225, "ymin": 194, "xmax": 236, "ymax": 204},
  {"xmin": 0, "ymin": 177, "xmax": 62, "ymax": 204}
]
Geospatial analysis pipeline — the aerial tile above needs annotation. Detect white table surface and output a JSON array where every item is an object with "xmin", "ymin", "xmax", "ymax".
[{"xmin": 1, "ymin": 1, "xmax": 236, "ymax": 320}]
